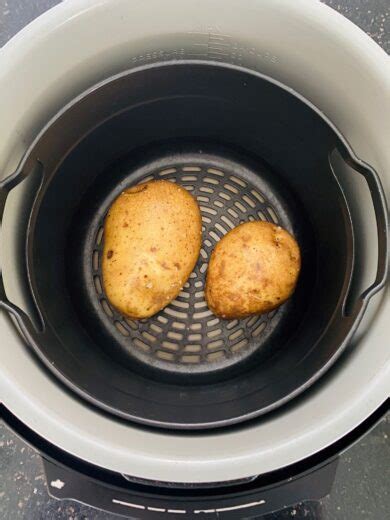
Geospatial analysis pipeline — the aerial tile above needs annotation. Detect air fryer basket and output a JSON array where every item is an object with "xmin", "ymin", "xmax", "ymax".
[
  {"xmin": 75, "ymin": 145, "xmax": 311, "ymax": 376},
  {"xmin": 0, "ymin": 62, "xmax": 387, "ymax": 429}
]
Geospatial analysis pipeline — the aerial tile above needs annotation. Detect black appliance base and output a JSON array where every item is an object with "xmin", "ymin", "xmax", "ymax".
[
  {"xmin": 1, "ymin": 400, "xmax": 388, "ymax": 518},
  {"xmin": 43, "ymin": 457, "xmax": 337, "ymax": 519}
]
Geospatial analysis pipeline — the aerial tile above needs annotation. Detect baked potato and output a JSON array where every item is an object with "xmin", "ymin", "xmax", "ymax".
[
  {"xmin": 205, "ymin": 221, "xmax": 301, "ymax": 319},
  {"xmin": 102, "ymin": 180, "xmax": 202, "ymax": 319}
]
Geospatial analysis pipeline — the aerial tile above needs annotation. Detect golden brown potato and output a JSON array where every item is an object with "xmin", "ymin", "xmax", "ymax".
[
  {"xmin": 205, "ymin": 221, "xmax": 301, "ymax": 319},
  {"xmin": 102, "ymin": 180, "xmax": 201, "ymax": 319}
]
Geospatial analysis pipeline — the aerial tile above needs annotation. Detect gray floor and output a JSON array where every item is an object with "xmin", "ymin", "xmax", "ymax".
[{"xmin": 0, "ymin": 1, "xmax": 389, "ymax": 519}]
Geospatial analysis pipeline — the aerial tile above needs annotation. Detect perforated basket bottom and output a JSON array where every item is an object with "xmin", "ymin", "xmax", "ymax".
[{"xmin": 90, "ymin": 151, "xmax": 295, "ymax": 374}]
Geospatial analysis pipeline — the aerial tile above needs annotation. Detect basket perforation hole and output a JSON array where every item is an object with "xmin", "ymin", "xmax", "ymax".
[
  {"xmin": 251, "ymin": 189, "xmax": 265, "ymax": 203},
  {"xmin": 234, "ymin": 201, "xmax": 247, "ymax": 213},
  {"xmin": 164, "ymin": 307, "xmax": 188, "ymax": 319},
  {"xmin": 172, "ymin": 300, "xmax": 190, "ymax": 309},
  {"xmin": 185, "ymin": 345, "xmax": 202, "ymax": 353},
  {"xmin": 230, "ymin": 176, "xmax": 246, "ymax": 187},
  {"xmin": 167, "ymin": 331, "xmax": 184, "ymax": 341},
  {"xmin": 194, "ymin": 301, "xmax": 207, "ymax": 309},
  {"xmin": 95, "ymin": 227, "xmax": 104, "ymax": 246},
  {"xmin": 267, "ymin": 206, "xmax": 279, "ymax": 223},
  {"xmin": 162, "ymin": 341, "xmax": 180, "ymax": 351},
  {"xmin": 207, "ymin": 339, "xmax": 224, "ymax": 350},
  {"xmin": 182, "ymin": 166, "xmax": 201, "ymax": 172},
  {"xmin": 182, "ymin": 354, "xmax": 201, "ymax": 363},
  {"xmin": 227, "ymin": 208, "xmax": 239, "ymax": 218},
  {"xmin": 188, "ymin": 333, "xmax": 202, "ymax": 341},
  {"xmin": 159, "ymin": 168, "xmax": 177, "ymax": 176},
  {"xmin": 231, "ymin": 339, "xmax": 249, "ymax": 352},
  {"xmin": 207, "ymin": 328, "xmax": 222, "ymax": 338},
  {"xmin": 252, "ymin": 322, "xmax": 267, "ymax": 337},
  {"xmin": 190, "ymin": 323, "xmax": 202, "ymax": 331},
  {"xmin": 115, "ymin": 321, "xmax": 130, "ymax": 336},
  {"xmin": 125, "ymin": 318, "xmax": 138, "ymax": 330},
  {"xmin": 229, "ymin": 328, "xmax": 244, "ymax": 341},
  {"xmin": 92, "ymin": 251, "xmax": 99, "ymax": 271},
  {"xmin": 209, "ymin": 230, "xmax": 220, "ymax": 242},
  {"xmin": 219, "ymin": 192, "xmax": 231, "ymax": 201},
  {"xmin": 246, "ymin": 315, "xmax": 260, "ymax": 327},
  {"xmin": 226, "ymin": 320, "xmax": 239, "ymax": 330},
  {"xmin": 133, "ymin": 339, "xmax": 151, "ymax": 352},
  {"xmin": 172, "ymin": 321, "xmax": 186, "ymax": 330},
  {"xmin": 204, "ymin": 177, "xmax": 219, "ymax": 185},
  {"xmin": 194, "ymin": 309, "xmax": 212, "ymax": 320},
  {"xmin": 199, "ymin": 263, "xmax": 208, "ymax": 274},
  {"xmin": 201, "ymin": 206, "xmax": 217, "ymax": 215},
  {"xmin": 156, "ymin": 350, "xmax": 175, "ymax": 361},
  {"xmin": 224, "ymin": 183, "xmax": 238, "ymax": 194},
  {"xmin": 150, "ymin": 324, "xmax": 163, "ymax": 334},
  {"xmin": 215, "ymin": 223, "xmax": 228, "ymax": 235},
  {"xmin": 242, "ymin": 195, "xmax": 256, "ymax": 208},
  {"xmin": 94, "ymin": 276, "xmax": 103, "ymax": 295},
  {"xmin": 207, "ymin": 168, "xmax": 224, "ymax": 176},
  {"xmin": 207, "ymin": 351, "xmax": 225, "ymax": 361},
  {"xmin": 101, "ymin": 299, "xmax": 114, "ymax": 318},
  {"xmin": 136, "ymin": 175, "xmax": 154, "ymax": 185},
  {"xmin": 220, "ymin": 215, "xmax": 235, "ymax": 229},
  {"xmin": 141, "ymin": 331, "xmax": 157, "ymax": 343}
]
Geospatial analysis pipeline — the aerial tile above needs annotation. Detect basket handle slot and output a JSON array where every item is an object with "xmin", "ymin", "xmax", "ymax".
[{"xmin": 329, "ymin": 147, "xmax": 388, "ymax": 319}]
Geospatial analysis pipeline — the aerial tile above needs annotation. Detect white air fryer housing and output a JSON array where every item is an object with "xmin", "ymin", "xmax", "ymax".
[{"xmin": 0, "ymin": 0, "xmax": 389, "ymax": 484}]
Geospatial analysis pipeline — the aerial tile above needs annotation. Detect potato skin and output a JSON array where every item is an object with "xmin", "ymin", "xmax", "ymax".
[
  {"xmin": 102, "ymin": 180, "xmax": 201, "ymax": 319},
  {"xmin": 205, "ymin": 221, "xmax": 301, "ymax": 319}
]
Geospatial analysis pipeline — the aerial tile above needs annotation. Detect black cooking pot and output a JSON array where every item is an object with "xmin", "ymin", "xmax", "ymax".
[{"xmin": 0, "ymin": 62, "xmax": 387, "ymax": 429}]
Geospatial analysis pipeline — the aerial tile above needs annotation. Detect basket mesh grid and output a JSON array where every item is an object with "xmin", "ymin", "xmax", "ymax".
[{"xmin": 92, "ymin": 161, "xmax": 283, "ymax": 373}]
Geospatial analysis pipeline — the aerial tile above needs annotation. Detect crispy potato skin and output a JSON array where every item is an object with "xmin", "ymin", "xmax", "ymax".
[
  {"xmin": 102, "ymin": 180, "xmax": 202, "ymax": 319},
  {"xmin": 205, "ymin": 221, "xmax": 301, "ymax": 319}
]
